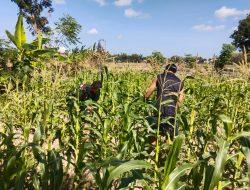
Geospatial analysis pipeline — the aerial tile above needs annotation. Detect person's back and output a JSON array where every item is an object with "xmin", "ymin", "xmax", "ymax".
[
  {"xmin": 156, "ymin": 72, "xmax": 183, "ymax": 118},
  {"xmin": 144, "ymin": 64, "xmax": 184, "ymax": 139}
]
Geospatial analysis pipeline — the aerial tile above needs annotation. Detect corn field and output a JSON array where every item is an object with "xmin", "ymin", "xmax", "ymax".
[{"xmin": 0, "ymin": 64, "xmax": 250, "ymax": 190}]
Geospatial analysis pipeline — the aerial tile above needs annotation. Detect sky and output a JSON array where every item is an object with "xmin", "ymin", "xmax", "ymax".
[{"xmin": 0, "ymin": 0, "xmax": 249, "ymax": 58}]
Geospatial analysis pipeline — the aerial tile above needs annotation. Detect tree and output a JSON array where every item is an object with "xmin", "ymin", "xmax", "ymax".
[
  {"xmin": 11, "ymin": 0, "xmax": 53, "ymax": 35},
  {"xmin": 169, "ymin": 55, "xmax": 184, "ymax": 64},
  {"xmin": 130, "ymin": 54, "xmax": 144, "ymax": 63},
  {"xmin": 54, "ymin": 14, "xmax": 82, "ymax": 47},
  {"xmin": 214, "ymin": 44, "xmax": 236, "ymax": 70},
  {"xmin": 184, "ymin": 54, "xmax": 196, "ymax": 68},
  {"xmin": 231, "ymin": 14, "xmax": 250, "ymax": 53},
  {"xmin": 114, "ymin": 53, "xmax": 144, "ymax": 63},
  {"xmin": 146, "ymin": 51, "xmax": 166, "ymax": 65}
]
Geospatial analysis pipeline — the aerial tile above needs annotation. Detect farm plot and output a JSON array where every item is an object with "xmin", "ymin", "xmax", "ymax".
[{"xmin": 0, "ymin": 66, "xmax": 250, "ymax": 189}]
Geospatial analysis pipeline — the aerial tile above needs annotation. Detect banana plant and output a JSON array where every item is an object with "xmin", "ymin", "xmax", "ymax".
[
  {"xmin": 5, "ymin": 14, "xmax": 26, "ymax": 61},
  {"xmin": 5, "ymin": 14, "xmax": 57, "ymax": 67}
]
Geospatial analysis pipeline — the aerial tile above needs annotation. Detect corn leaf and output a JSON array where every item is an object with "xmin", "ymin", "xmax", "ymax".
[
  {"xmin": 243, "ymin": 148, "xmax": 250, "ymax": 189},
  {"xmin": 163, "ymin": 163, "xmax": 194, "ymax": 190},
  {"xmin": 15, "ymin": 170, "xmax": 26, "ymax": 190},
  {"xmin": 33, "ymin": 125, "xmax": 42, "ymax": 144},
  {"xmin": 208, "ymin": 139, "xmax": 230, "ymax": 190},
  {"xmin": 230, "ymin": 132, "xmax": 250, "ymax": 141},
  {"xmin": 219, "ymin": 114, "xmax": 233, "ymax": 139},
  {"xmin": 106, "ymin": 160, "xmax": 152, "ymax": 188},
  {"xmin": 161, "ymin": 135, "xmax": 184, "ymax": 188}
]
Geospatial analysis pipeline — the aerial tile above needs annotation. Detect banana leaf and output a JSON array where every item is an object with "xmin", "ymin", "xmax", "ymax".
[{"xmin": 15, "ymin": 14, "xmax": 26, "ymax": 49}]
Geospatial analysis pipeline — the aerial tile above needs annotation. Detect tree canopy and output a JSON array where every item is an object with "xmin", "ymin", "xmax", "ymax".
[
  {"xmin": 54, "ymin": 14, "xmax": 82, "ymax": 47},
  {"xmin": 215, "ymin": 44, "xmax": 236, "ymax": 70},
  {"xmin": 11, "ymin": 0, "xmax": 53, "ymax": 35},
  {"xmin": 231, "ymin": 14, "xmax": 250, "ymax": 53}
]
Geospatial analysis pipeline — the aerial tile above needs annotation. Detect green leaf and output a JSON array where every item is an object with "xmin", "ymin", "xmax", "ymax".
[
  {"xmin": 106, "ymin": 160, "xmax": 152, "ymax": 188},
  {"xmin": 162, "ymin": 135, "xmax": 184, "ymax": 188},
  {"xmin": 15, "ymin": 14, "xmax": 26, "ymax": 49},
  {"xmin": 230, "ymin": 132, "xmax": 250, "ymax": 141},
  {"xmin": 32, "ymin": 145, "xmax": 46, "ymax": 163},
  {"xmin": 5, "ymin": 30, "xmax": 17, "ymax": 47},
  {"xmin": 15, "ymin": 170, "xmax": 26, "ymax": 190},
  {"xmin": 162, "ymin": 163, "xmax": 194, "ymax": 190},
  {"xmin": 208, "ymin": 139, "xmax": 230, "ymax": 190},
  {"xmin": 246, "ymin": 112, "xmax": 250, "ymax": 123},
  {"xmin": 219, "ymin": 115, "xmax": 233, "ymax": 139},
  {"xmin": 33, "ymin": 125, "xmax": 42, "ymax": 144},
  {"xmin": 203, "ymin": 165, "xmax": 214, "ymax": 190},
  {"xmin": 243, "ymin": 148, "xmax": 250, "ymax": 189},
  {"xmin": 6, "ymin": 156, "xmax": 17, "ymax": 174},
  {"xmin": 190, "ymin": 161, "xmax": 205, "ymax": 189},
  {"xmin": 32, "ymin": 174, "xmax": 40, "ymax": 190}
]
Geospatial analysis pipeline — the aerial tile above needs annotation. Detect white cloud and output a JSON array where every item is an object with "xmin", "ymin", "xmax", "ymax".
[
  {"xmin": 192, "ymin": 24, "xmax": 225, "ymax": 31},
  {"xmin": 114, "ymin": 0, "xmax": 132, "ymax": 7},
  {"xmin": 88, "ymin": 28, "xmax": 99, "ymax": 35},
  {"xmin": 124, "ymin": 8, "xmax": 149, "ymax": 18},
  {"xmin": 215, "ymin": 6, "xmax": 250, "ymax": 19},
  {"xmin": 124, "ymin": 8, "xmax": 141, "ymax": 17},
  {"xmin": 93, "ymin": 0, "xmax": 106, "ymax": 6},
  {"xmin": 117, "ymin": 34, "xmax": 123, "ymax": 40},
  {"xmin": 54, "ymin": 0, "xmax": 66, "ymax": 4}
]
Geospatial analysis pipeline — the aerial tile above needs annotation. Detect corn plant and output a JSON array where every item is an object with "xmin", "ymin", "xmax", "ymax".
[{"xmin": 0, "ymin": 62, "xmax": 249, "ymax": 189}]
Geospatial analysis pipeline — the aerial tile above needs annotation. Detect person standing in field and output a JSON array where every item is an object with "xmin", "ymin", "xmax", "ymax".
[{"xmin": 144, "ymin": 64, "xmax": 184, "ymax": 140}]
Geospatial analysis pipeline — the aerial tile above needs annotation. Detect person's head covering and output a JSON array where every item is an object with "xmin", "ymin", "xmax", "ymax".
[{"xmin": 165, "ymin": 64, "xmax": 177, "ymax": 73}]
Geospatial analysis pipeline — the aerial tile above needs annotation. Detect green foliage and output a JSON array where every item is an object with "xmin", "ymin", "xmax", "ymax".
[
  {"xmin": 54, "ymin": 14, "xmax": 82, "ymax": 47},
  {"xmin": 5, "ymin": 15, "xmax": 57, "ymax": 68},
  {"xmin": 161, "ymin": 135, "xmax": 186, "ymax": 189},
  {"xmin": 0, "ymin": 64, "xmax": 249, "ymax": 189},
  {"xmin": 0, "ymin": 39, "xmax": 17, "ymax": 68},
  {"xmin": 114, "ymin": 53, "xmax": 144, "ymax": 63},
  {"xmin": 6, "ymin": 14, "xmax": 27, "ymax": 49},
  {"xmin": 146, "ymin": 51, "xmax": 166, "ymax": 66},
  {"xmin": 215, "ymin": 44, "xmax": 236, "ymax": 70},
  {"xmin": 231, "ymin": 14, "xmax": 250, "ymax": 52},
  {"xmin": 11, "ymin": 0, "xmax": 53, "ymax": 35},
  {"xmin": 184, "ymin": 54, "xmax": 197, "ymax": 68},
  {"xmin": 6, "ymin": 14, "xmax": 27, "ymax": 62},
  {"xmin": 169, "ymin": 55, "xmax": 184, "ymax": 64}
]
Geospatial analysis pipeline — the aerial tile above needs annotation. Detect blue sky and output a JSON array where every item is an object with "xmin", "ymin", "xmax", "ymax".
[{"xmin": 0, "ymin": 0, "xmax": 249, "ymax": 58}]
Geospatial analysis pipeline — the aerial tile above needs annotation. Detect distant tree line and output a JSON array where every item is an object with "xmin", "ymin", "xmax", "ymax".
[
  {"xmin": 1, "ymin": 1, "xmax": 249, "ymax": 72},
  {"xmin": 114, "ymin": 53, "xmax": 144, "ymax": 63},
  {"xmin": 110, "ymin": 52, "xmax": 209, "ymax": 66}
]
